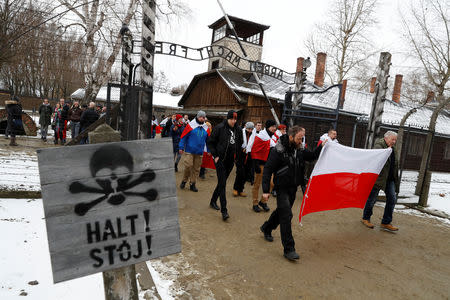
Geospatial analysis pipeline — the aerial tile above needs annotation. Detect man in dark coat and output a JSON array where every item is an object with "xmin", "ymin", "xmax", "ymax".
[
  {"xmin": 80, "ymin": 102, "xmax": 99, "ymax": 144},
  {"xmin": 260, "ymin": 126, "xmax": 324, "ymax": 261},
  {"xmin": 5, "ymin": 96, "xmax": 23, "ymax": 146},
  {"xmin": 58, "ymin": 98, "xmax": 70, "ymax": 143},
  {"xmin": 207, "ymin": 110, "xmax": 243, "ymax": 221},
  {"xmin": 38, "ymin": 98, "xmax": 52, "ymax": 142},
  {"xmin": 362, "ymin": 131, "xmax": 400, "ymax": 232}
]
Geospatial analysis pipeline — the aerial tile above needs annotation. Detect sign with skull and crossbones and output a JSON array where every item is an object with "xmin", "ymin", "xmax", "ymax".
[{"xmin": 37, "ymin": 139, "xmax": 180, "ymax": 283}]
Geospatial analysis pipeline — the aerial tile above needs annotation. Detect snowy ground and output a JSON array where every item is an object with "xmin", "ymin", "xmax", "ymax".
[{"xmin": 0, "ymin": 151, "xmax": 448, "ymax": 299}]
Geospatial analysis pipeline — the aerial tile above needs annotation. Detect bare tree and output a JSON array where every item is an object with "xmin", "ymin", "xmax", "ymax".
[
  {"xmin": 400, "ymin": 0, "xmax": 450, "ymax": 201},
  {"xmin": 153, "ymin": 70, "xmax": 171, "ymax": 93},
  {"xmin": 56, "ymin": 0, "xmax": 190, "ymax": 103},
  {"xmin": 305, "ymin": 0, "xmax": 378, "ymax": 87}
]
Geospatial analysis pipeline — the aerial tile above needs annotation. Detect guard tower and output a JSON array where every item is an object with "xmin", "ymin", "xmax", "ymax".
[{"xmin": 207, "ymin": 16, "xmax": 270, "ymax": 71}]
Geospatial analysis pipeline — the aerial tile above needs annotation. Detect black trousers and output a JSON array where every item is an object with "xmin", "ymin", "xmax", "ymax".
[
  {"xmin": 211, "ymin": 155, "xmax": 235, "ymax": 213},
  {"xmin": 245, "ymin": 154, "xmax": 254, "ymax": 183},
  {"xmin": 233, "ymin": 152, "xmax": 246, "ymax": 193},
  {"xmin": 263, "ymin": 186, "xmax": 298, "ymax": 253}
]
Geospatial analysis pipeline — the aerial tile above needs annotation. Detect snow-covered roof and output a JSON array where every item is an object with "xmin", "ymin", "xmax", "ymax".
[
  {"xmin": 216, "ymin": 70, "xmax": 450, "ymax": 136},
  {"xmin": 70, "ymin": 87, "xmax": 182, "ymax": 108}
]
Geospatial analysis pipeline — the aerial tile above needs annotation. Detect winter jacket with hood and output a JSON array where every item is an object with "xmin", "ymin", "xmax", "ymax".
[{"xmin": 178, "ymin": 118, "xmax": 209, "ymax": 155}]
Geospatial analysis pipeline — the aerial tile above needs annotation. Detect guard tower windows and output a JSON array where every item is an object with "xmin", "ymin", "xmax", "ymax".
[
  {"xmin": 213, "ymin": 25, "xmax": 226, "ymax": 42},
  {"xmin": 246, "ymin": 32, "xmax": 260, "ymax": 45}
]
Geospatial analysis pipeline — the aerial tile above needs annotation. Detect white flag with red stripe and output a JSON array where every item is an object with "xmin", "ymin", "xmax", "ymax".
[
  {"xmin": 299, "ymin": 142, "xmax": 391, "ymax": 223},
  {"xmin": 250, "ymin": 129, "xmax": 276, "ymax": 161}
]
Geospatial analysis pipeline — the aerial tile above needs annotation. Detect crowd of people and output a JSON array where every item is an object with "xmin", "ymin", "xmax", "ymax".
[
  {"xmin": 163, "ymin": 109, "xmax": 399, "ymax": 261},
  {"xmin": 4, "ymin": 96, "xmax": 107, "ymax": 146},
  {"xmin": 5, "ymin": 97, "xmax": 400, "ymax": 261}
]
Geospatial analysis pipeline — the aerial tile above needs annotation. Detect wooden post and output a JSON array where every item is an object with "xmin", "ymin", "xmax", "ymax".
[
  {"xmin": 89, "ymin": 124, "xmax": 139, "ymax": 300},
  {"xmin": 365, "ymin": 52, "xmax": 391, "ymax": 149},
  {"xmin": 140, "ymin": 0, "xmax": 156, "ymax": 139}
]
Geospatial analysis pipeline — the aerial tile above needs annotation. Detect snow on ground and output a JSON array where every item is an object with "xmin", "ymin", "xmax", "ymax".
[
  {"xmin": 0, "ymin": 198, "xmax": 105, "ymax": 299},
  {"xmin": 0, "ymin": 152, "xmax": 40, "ymax": 192}
]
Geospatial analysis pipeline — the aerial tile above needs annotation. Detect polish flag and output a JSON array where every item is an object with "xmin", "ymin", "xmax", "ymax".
[
  {"xmin": 299, "ymin": 142, "xmax": 391, "ymax": 223},
  {"xmin": 180, "ymin": 119, "xmax": 210, "ymax": 139},
  {"xmin": 250, "ymin": 129, "xmax": 276, "ymax": 161},
  {"xmin": 201, "ymin": 145, "xmax": 216, "ymax": 170}
]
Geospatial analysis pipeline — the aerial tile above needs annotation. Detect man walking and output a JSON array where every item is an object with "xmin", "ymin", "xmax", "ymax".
[
  {"xmin": 248, "ymin": 119, "xmax": 277, "ymax": 213},
  {"xmin": 260, "ymin": 126, "xmax": 324, "ymax": 261},
  {"xmin": 232, "ymin": 121, "xmax": 255, "ymax": 197},
  {"xmin": 38, "ymin": 98, "xmax": 52, "ymax": 142},
  {"xmin": 207, "ymin": 110, "xmax": 243, "ymax": 221},
  {"xmin": 68, "ymin": 101, "xmax": 82, "ymax": 139},
  {"xmin": 362, "ymin": 131, "xmax": 400, "ymax": 232},
  {"xmin": 58, "ymin": 98, "xmax": 70, "ymax": 143},
  {"xmin": 179, "ymin": 110, "xmax": 209, "ymax": 192},
  {"xmin": 170, "ymin": 114, "xmax": 184, "ymax": 172}
]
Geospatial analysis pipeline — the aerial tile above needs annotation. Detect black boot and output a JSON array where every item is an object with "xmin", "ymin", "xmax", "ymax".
[
  {"xmin": 9, "ymin": 136, "xmax": 18, "ymax": 146},
  {"xmin": 174, "ymin": 163, "xmax": 178, "ymax": 172},
  {"xmin": 222, "ymin": 212, "xmax": 229, "ymax": 221},
  {"xmin": 260, "ymin": 224, "xmax": 273, "ymax": 242},
  {"xmin": 252, "ymin": 205, "xmax": 262, "ymax": 213},
  {"xmin": 179, "ymin": 181, "xmax": 186, "ymax": 189},
  {"xmin": 259, "ymin": 201, "xmax": 270, "ymax": 212},
  {"xmin": 190, "ymin": 183, "xmax": 198, "ymax": 192},
  {"xmin": 210, "ymin": 201, "xmax": 220, "ymax": 210},
  {"xmin": 284, "ymin": 251, "xmax": 300, "ymax": 261}
]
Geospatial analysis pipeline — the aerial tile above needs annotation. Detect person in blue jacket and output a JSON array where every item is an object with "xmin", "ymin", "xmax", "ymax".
[{"xmin": 178, "ymin": 110, "xmax": 209, "ymax": 192}]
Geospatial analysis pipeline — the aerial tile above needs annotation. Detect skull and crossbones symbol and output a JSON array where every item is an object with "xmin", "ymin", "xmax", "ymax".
[{"xmin": 69, "ymin": 145, "xmax": 158, "ymax": 216}]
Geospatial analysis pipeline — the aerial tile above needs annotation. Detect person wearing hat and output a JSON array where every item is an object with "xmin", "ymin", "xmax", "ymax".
[
  {"xmin": 5, "ymin": 95, "xmax": 23, "ymax": 146},
  {"xmin": 179, "ymin": 110, "xmax": 210, "ymax": 192},
  {"xmin": 247, "ymin": 119, "xmax": 277, "ymax": 212},
  {"xmin": 207, "ymin": 110, "xmax": 243, "ymax": 221},
  {"xmin": 170, "ymin": 114, "xmax": 185, "ymax": 172},
  {"xmin": 232, "ymin": 121, "xmax": 256, "ymax": 197},
  {"xmin": 272, "ymin": 124, "xmax": 287, "ymax": 143}
]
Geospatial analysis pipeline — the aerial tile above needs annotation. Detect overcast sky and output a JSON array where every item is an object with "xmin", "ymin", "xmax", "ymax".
[{"xmin": 153, "ymin": 0, "xmax": 412, "ymax": 90}]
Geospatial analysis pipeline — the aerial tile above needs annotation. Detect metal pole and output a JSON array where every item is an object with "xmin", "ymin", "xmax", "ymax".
[
  {"xmin": 140, "ymin": 0, "xmax": 156, "ymax": 139},
  {"xmin": 216, "ymin": 0, "xmax": 280, "ymax": 124},
  {"xmin": 106, "ymin": 83, "xmax": 111, "ymax": 125},
  {"xmin": 120, "ymin": 26, "xmax": 133, "ymax": 140},
  {"xmin": 364, "ymin": 52, "xmax": 391, "ymax": 149}
]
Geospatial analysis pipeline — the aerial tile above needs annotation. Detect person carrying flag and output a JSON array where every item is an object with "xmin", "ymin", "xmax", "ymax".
[
  {"xmin": 207, "ymin": 110, "xmax": 243, "ymax": 221},
  {"xmin": 232, "ymin": 122, "xmax": 256, "ymax": 196},
  {"xmin": 179, "ymin": 111, "xmax": 210, "ymax": 192},
  {"xmin": 317, "ymin": 128, "xmax": 338, "ymax": 146},
  {"xmin": 260, "ymin": 126, "xmax": 324, "ymax": 261},
  {"xmin": 272, "ymin": 124, "xmax": 287, "ymax": 143},
  {"xmin": 248, "ymin": 119, "xmax": 277, "ymax": 213}
]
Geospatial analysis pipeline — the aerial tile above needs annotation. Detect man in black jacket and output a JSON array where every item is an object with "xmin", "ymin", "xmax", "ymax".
[
  {"xmin": 80, "ymin": 102, "xmax": 99, "ymax": 144},
  {"xmin": 260, "ymin": 126, "xmax": 325, "ymax": 261},
  {"xmin": 207, "ymin": 110, "xmax": 243, "ymax": 221}
]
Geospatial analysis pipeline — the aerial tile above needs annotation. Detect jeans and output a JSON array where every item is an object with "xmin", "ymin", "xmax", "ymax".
[
  {"xmin": 263, "ymin": 186, "xmax": 298, "ymax": 253},
  {"xmin": 363, "ymin": 180, "xmax": 397, "ymax": 225},
  {"xmin": 41, "ymin": 125, "xmax": 49, "ymax": 139},
  {"xmin": 71, "ymin": 121, "xmax": 80, "ymax": 139},
  {"xmin": 151, "ymin": 129, "xmax": 156, "ymax": 139},
  {"xmin": 211, "ymin": 155, "xmax": 235, "ymax": 213}
]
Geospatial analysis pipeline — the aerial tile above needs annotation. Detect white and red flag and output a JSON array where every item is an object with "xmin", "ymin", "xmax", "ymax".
[
  {"xmin": 299, "ymin": 142, "xmax": 391, "ymax": 223},
  {"xmin": 180, "ymin": 119, "xmax": 210, "ymax": 139},
  {"xmin": 249, "ymin": 129, "xmax": 276, "ymax": 161}
]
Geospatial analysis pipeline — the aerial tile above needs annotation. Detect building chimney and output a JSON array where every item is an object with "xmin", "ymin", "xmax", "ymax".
[
  {"xmin": 340, "ymin": 79, "xmax": 347, "ymax": 108},
  {"xmin": 370, "ymin": 77, "xmax": 376, "ymax": 93},
  {"xmin": 426, "ymin": 91, "xmax": 435, "ymax": 103},
  {"xmin": 314, "ymin": 52, "xmax": 327, "ymax": 87},
  {"xmin": 296, "ymin": 57, "xmax": 304, "ymax": 74},
  {"xmin": 392, "ymin": 74, "xmax": 403, "ymax": 103}
]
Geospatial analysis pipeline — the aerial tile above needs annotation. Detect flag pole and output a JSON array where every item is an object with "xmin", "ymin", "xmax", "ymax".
[{"xmin": 299, "ymin": 176, "xmax": 313, "ymax": 225}]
